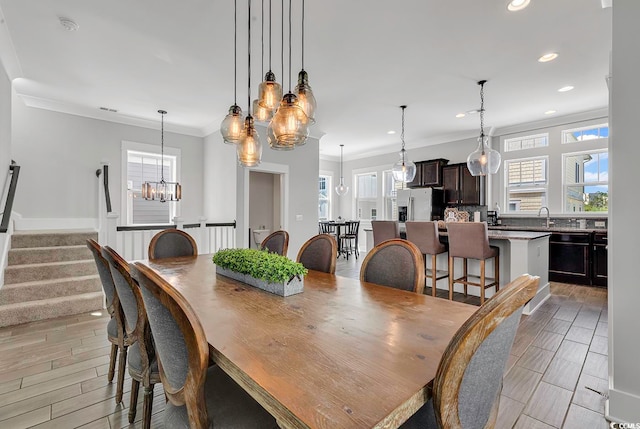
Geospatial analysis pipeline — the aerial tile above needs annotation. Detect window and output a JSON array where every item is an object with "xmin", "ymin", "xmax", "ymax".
[
  {"xmin": 123, "ymin": 142, "xmax": 180, "ymax": 225},
  {"xmin": 504, "ymin": 133, "xmax": 548, "ymax": 152},
  {"xmin": 383, "ymin": 170, "xmax": 405, "ymax": 220},
  {"xmin": 318, "ymin": 175, "xmax": 331, "ymax": 220},
  {"xmin": 355, "ymin": 172, "xmax": 377, "ymax": 220},
  {"xmin": 563, "ymin": 150, "xmax": 608, "ymax": 212},
  {"xmin": 505, "ymin": 157, "xmax": 548, "ymax": 213},
  {"xmin": 562, "ymin": 124, "xmax": 609, "ymax": 143}
]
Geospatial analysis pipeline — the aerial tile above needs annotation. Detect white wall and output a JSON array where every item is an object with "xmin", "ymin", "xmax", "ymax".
[
  {"xmin": 10, "ymin": 100, "xmax": 204, "ymax": 227},
  {"xmin": 203, "ymin": 131, "xmax": 237, "ymax": 222},
  {"xmin": 608, "ymin": 1, "xmax": 640, "ymax": 422},
  {"xmin": 236, "ymin": 125, "xmax": 319, "ymax": 258},
  {"xmin": 0, "ymin": 62, "xmax": 11, "ymax": 203}
]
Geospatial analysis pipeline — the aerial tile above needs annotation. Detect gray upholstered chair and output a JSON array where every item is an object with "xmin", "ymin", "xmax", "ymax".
[
  {"xmin": 446, "ymin": 222, "xmax": 499, "ymax": 304},
  {"xmin": 86, "ymin": 239, "xmax": 129, "ymax": 404},
  {"xmin": 129, "ymin": 262, "xmax": 278, "ymax": 429},
  {"xmin": 102, "ymin": 246, "xmax": 160, "ymax": 429},
  {"xmin": 405, "ymin": 221, "xmax": 449, "ymax": 297},
  {"xmin": 400, "ymin": 274, "xmax": 539, "ymax": 429},
  {"xmin": 260, "ymin": 230, "xmax": 289, "ymax": 257},
  {"xmin": 148, "ymin": 228, "xmax": 198, "ymax": 260},
  {"xmin": 360, "ymin": 238, "xmax": 425, "ymax": 294},
  {"xmin": 296, "ymin": 234, "xmax": 338, "ymax": 274},
  {"xmin": 371, "ymin": 220, "xmax": 400, "ymax": 247}
]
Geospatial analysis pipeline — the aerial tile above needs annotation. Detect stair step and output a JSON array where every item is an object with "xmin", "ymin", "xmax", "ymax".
[
  {"xmin": 11, "ymin": 230, "xmax": 98, "ymax": 249},
  {"xmin": 3, "ymin": 260, "xmax": 98, "ymax": 285},
  {"xmin": 0, "ymin": 292, "xmax": 105, "ymax": 328},
  {"xmin": 8, "ymin": 245, "xmax": 92, "ymax": 266},
  {"xmin": 0, "ymin": 275, "xmax": 102, "ymax": 305}
]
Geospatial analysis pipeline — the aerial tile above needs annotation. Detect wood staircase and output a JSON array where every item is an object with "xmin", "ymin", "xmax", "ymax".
[{"xmin": 0, "ymin": 230, "xmax": 104, "ymax": 327}]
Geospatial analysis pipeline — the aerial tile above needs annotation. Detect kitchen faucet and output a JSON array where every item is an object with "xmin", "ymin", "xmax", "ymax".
[{"xmin": 538, "ymin": 206, "xmax": 553, "ymax": 228}]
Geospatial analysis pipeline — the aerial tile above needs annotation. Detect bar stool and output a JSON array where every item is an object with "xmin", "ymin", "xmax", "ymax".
[
  {"xmin": 446, "ymin": 222, "xmax": 499, "ymax": 304},
  {"xmin": 405, "ymin": 221, "xmax": 448, "ymax": 297},
  {"xmin": 371, "ymin": 220, "xmax": 400, "ymax": 246}
]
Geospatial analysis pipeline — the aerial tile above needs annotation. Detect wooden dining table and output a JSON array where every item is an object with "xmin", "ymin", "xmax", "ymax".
[{"xmin": 139, "ymin": 254, "xmax": 478, "ymax": 428}]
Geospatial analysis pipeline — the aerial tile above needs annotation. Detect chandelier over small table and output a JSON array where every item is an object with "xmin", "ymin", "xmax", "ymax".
[{"xmin": 141, "ymin": 110, "xmax": 182, "ymax": 202}]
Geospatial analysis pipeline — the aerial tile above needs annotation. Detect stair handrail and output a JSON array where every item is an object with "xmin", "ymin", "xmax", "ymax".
[
  {"xmin": 0, "ymin": 162, "xmax": 20, "ymax": 233},
  {"xmin": 96, "ymin": 165, "xmax": 112, "ymax": 213}
]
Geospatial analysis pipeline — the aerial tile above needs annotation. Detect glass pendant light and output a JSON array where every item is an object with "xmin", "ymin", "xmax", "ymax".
[
  {"xmin": 268, "ymin": 0, "xmax": 309, "ymax": 149},
  {"xmin": 237, "ymin": 0, "xmax": 262, "ymax": 167},
  {"xmin": 258, "ymin": 0, "xmax": 282, "ymax": 113},
  {"xmin": 293, "ymin": 0, "xmax": 316, "ymax": 124},
  {"xmin": 253, "ymin": 0, "xmax": 275, "ymax": 122},
  {"xmin": 391, "ymin": 105, "xmax": 417, "ymax": 183},
  {"xmin": 467, "ymin": 80, "xmax": 501, "ymax": 176},
  {"xmin": 142, "ymin": 110, "xmax": 182, "ymax": 202},
  {"xmin": 335, "ymin": 144, "xmax": 349, "ymax": 196},
  {"xmin": 220, "ymin": 0, "xmax": 244, "ymax": 144}
]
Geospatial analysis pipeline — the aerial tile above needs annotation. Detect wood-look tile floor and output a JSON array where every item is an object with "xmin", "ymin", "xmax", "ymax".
[{"xmin": 0, "ymin": 253, "xmax": 608, "ymax": 428}]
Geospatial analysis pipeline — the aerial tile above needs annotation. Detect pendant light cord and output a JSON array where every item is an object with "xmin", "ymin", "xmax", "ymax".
[
  {"xmin": 260, "ymin": 0, "xmax": 264, "ymax": 76},
  {"xmin": 268, "ymin": 0, "xmax": 272, "ymax": 71},
  {"xmin": 288, "ymin": 0, "xmax": 292, "ymax": 92},
  {"xmin": 400, "ymin": 105, "xmax": 407, "ymax": 164},
  {"xmin": 281, "ymin": 0, "xmax": 284, "ymax": 88},
  {"xmin": 247, "ymin": 0, "xmax": 251, "ymax": 115},
  {"xmin": 160, "ymin": 110, "xmax": 165, "ymax": 182},
  {"xmin": 479, "ymin": 80, "xmax": 486, "ymax": 137},
  {"xmin": 339, "ymin": 144, "xmax": 344, "ymax": 179},
  {"xmin": 234, "ymin": 0, "xmax": 238, "ymax": 105},
  {"xmin": 301, "ymin": 0, "xmax": 305, "ymax": 69}
]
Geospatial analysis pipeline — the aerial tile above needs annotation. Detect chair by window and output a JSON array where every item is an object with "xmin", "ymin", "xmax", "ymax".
[
  {"xmin": 130, "ymin": 262, "xmax": 277, "ymax": 429},
  {"xmin": 405, "ymin": 221, "xmax": 448, "ymax": 297},
  {"xmin": 260, "ymin": 230, "xmax": 289, "ymax": 257},
  {"xmin": 148, "ymin": 228, "xmax": 198, "ymax": 260},
  {"xmin": 86, "ymin": 239, "xmax": 129, "ymax": 404},
  {"xmin": 102, "ymin": 246, "xmax": 160, "ymax": 429},
  {"xmin": 446, "ymin": 222, "xmax": 499, "ymax": 304},
  {"xmin": 319, "ymin": 221, "xmax": 337, "ymax": 237},
  {"xmin": 371, "ymin": 220, "xmax": 400, "ymax": 247},
  {"xmin": 297, "ymin": 234, "xmax": 338, "ymax": 274},
  {"xmin": 360, "ymin": 239, "xmax": 425, "ymax": 294},
  {"xmin": 339, "ymin": 220, "xmax": 360, "ymax": 260},
  {"xmin": 400, "ymin": 274, "xmax": 539, "ymax": 429}
]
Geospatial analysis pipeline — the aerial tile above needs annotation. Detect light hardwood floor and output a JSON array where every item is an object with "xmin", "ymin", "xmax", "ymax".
[{"xmin": 0, "ymin": 253, "xmax": 608, "ymax": 428}]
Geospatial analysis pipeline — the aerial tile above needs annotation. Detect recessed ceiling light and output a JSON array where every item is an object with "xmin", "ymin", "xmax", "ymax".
[
  {"xmin": 455, "ymin": 113, "xmax": 466, "ymax": 118},
  {"xmin": 59, "ymin": 17, "xmax": 79, "ymax": 31},
  {"xmin": 90, "ymin": 312, "xmax": 103, "ymax": 317},
  {"xmin": 387, "ymin": 130, "xmax": 396, "ymax": 135},
  {"xmin": 507, "ymin": 0, "xmax": 530, "ymax": 12},
  {"xmin": 538, "ymin": 53, "xmax": 558, "ymax": 63},
  {"xmin": 558, "ymin": 85, "xmax": 574, "ymax": 92},
  {"xmin": 544, "ymin": 110, "xmax": 557, "ymax": 115}
]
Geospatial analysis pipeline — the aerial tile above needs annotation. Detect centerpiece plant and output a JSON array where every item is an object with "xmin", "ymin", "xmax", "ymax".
[{"xmin": 213, "ymin": 248, "xmax": 308, "ymax": 284}]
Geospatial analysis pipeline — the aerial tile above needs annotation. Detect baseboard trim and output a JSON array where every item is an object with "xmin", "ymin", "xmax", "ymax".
[
  {"xmin": 606, "ymin": 388, "xmax": 640, "ymax": 424},
  {"xmin": 14, "ymin": 218, "xmax": 98, "ymax": 231}
]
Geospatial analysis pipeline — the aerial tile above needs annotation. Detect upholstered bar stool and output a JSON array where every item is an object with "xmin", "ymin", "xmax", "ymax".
[
  {"xmin": 405, "ymin": 221, "xmax": 448, "ymax": 297},
  {"xmin": 446, "ymin": 222, "xmax": 499, "ymax": 304},
  {"xmin": 371, "ymin": 220, "xmax": 400, "ymax": 246}
]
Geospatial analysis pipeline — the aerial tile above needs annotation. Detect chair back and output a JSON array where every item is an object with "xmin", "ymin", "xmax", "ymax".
[
  {"xmin": 148, "ymin": 229, "xmax": 198, "ymax": 260},
  {"xmin": 405, "ymin": 221, "xmax": 446, "ymax": 255},
  {"xmin": 130, "ymin": 261, "xmax": 210, "ymax": 428},
  {"xmin": 319, "ymin": 222, "xmax": 336, "ymax": 235},
  {"xmin": 371, "ymin": 221, "xmax": 400, "ymax": 246},
  {"xmin": 101, "ymin": 247, "xmax": 139, "ymax": 335},
  {"xmin": 260, "ymin": 230, "xmax": 289, "ymax": 256},
  {"xmin": 360, "ymin": 239, "xmax": 425, "ymax": 294},
  {"xmin": 433, "ymin": 274, "xmax": 539, "ymax": 428},
  {"xmin": 446, "ymin": 222, "xmax": 492, "ymax": 260},
  {"xmin": 86, "ymin": 239, "xmax": 116, "ymax": 312},
  {"xmin": 344, "ymin": 220, "xmax": 360, "ymax": 236},
  {"xmin": 297, "ymin": 234, "xmax": 337, "ymax": 274}
]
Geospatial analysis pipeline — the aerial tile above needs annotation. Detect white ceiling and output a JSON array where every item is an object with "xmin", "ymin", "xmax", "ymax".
[{"xmin": 0, "ymin": 0, "xmax": 612, "ymax": 160}]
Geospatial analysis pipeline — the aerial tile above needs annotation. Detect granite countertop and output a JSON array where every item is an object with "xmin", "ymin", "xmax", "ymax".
[
  {"xmin": 488, "ymin": 225, "xmax": 608, "ymax": 234},
  {"xmin": 439, "ymin": 229, "xmax": 551, "ymax": 241}
]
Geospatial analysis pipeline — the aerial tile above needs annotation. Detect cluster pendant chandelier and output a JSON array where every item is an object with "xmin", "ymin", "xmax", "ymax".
[
  {"xmin": 391, "ymin": 105, "xmax": 417, "ymax": 183},
  {"xmin": 221, "ymin": 0, "xmax": 316, "ymax": 165},
  {"xmin": 335, "ymin": 144, "xmax": 349, "ymax": 196},
  {"xmin": 467, "ymin": 80, "xmax": 501, "ymax": 176},
  {"xmin": 142, "ymin": 110, "xmax": 182, "ymax": 202}
]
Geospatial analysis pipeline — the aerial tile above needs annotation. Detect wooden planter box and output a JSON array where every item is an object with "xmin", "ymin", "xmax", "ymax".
[{"xmin": 216, "ymin": 267, "xmax": 304, "ymax": 297}]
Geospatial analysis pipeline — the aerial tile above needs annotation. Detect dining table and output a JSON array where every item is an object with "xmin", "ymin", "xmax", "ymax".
[{"xmin": 139, "ymin": 254, "xmax": 478, "ymax": 428}]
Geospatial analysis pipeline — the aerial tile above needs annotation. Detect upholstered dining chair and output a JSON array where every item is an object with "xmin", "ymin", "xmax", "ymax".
[
  {"xmin": 148, "ymin": 228, "xmax": 198, "ymax": 260},
  {"xmin": 296, "ymin": 234, "xmax": 338, "ymax": 274},
  {"xmin": 86, "ymin": 239, "xmax": 129, "ymax": 404},
  {"xmin": 446, "ymin": 222, "xmax": 499, "ymax": 304},
  {"xmin": 129, "ymin": 262, "xmax": 278, "ymax": 429},
  {"xmin": 102, "ymin": 246, "xmax": 160, "ymax": 429},
  {"xmin": 260, "ymin": 230, "xmax": 289, "ymax": 257},
  {"xmin": 400, "ymin": 274, "xmax": 539, "ymax": 429},
  {"xmin": 360, "ymin": 239, "xmax": 425, "ymax": 294},
  {"xmin": 405, "ymin": 221, "xmax": 449, "ymax": 297},
  {"xmin": 371, "ymin": 220, "xmax": 400, "ymax": 246}
]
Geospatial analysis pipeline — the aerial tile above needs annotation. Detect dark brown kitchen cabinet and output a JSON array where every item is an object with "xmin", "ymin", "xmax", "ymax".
[
  {"xmin": 549, "ymin": 232, "xmax": 591, "ymax": 285},
  {"xmin": 407, "ymin": 159, "xmax": 448, "ymax": 188},
  {"xmin": 442, "ymin": 163, "xmax": 480, "ymax": 205},
  {"xmin": 592, "ymin": 231, "xmax": 608, "ymax": 287}
]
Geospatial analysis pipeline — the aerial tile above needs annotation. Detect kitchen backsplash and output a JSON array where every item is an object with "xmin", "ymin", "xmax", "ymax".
[{"xmin": 498, "ymin": 216, "xmax": 608, "ymax": 229}]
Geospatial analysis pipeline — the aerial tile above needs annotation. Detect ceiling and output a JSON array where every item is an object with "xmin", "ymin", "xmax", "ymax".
[{"xmin": 0, "ymin": 0, "xmax": 612, "ymax": 160}]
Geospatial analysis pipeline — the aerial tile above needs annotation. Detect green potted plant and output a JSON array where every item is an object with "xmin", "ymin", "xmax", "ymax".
[{"xmin": 212, "ymin": 248, "xmax": 308, "ymax": 296}]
